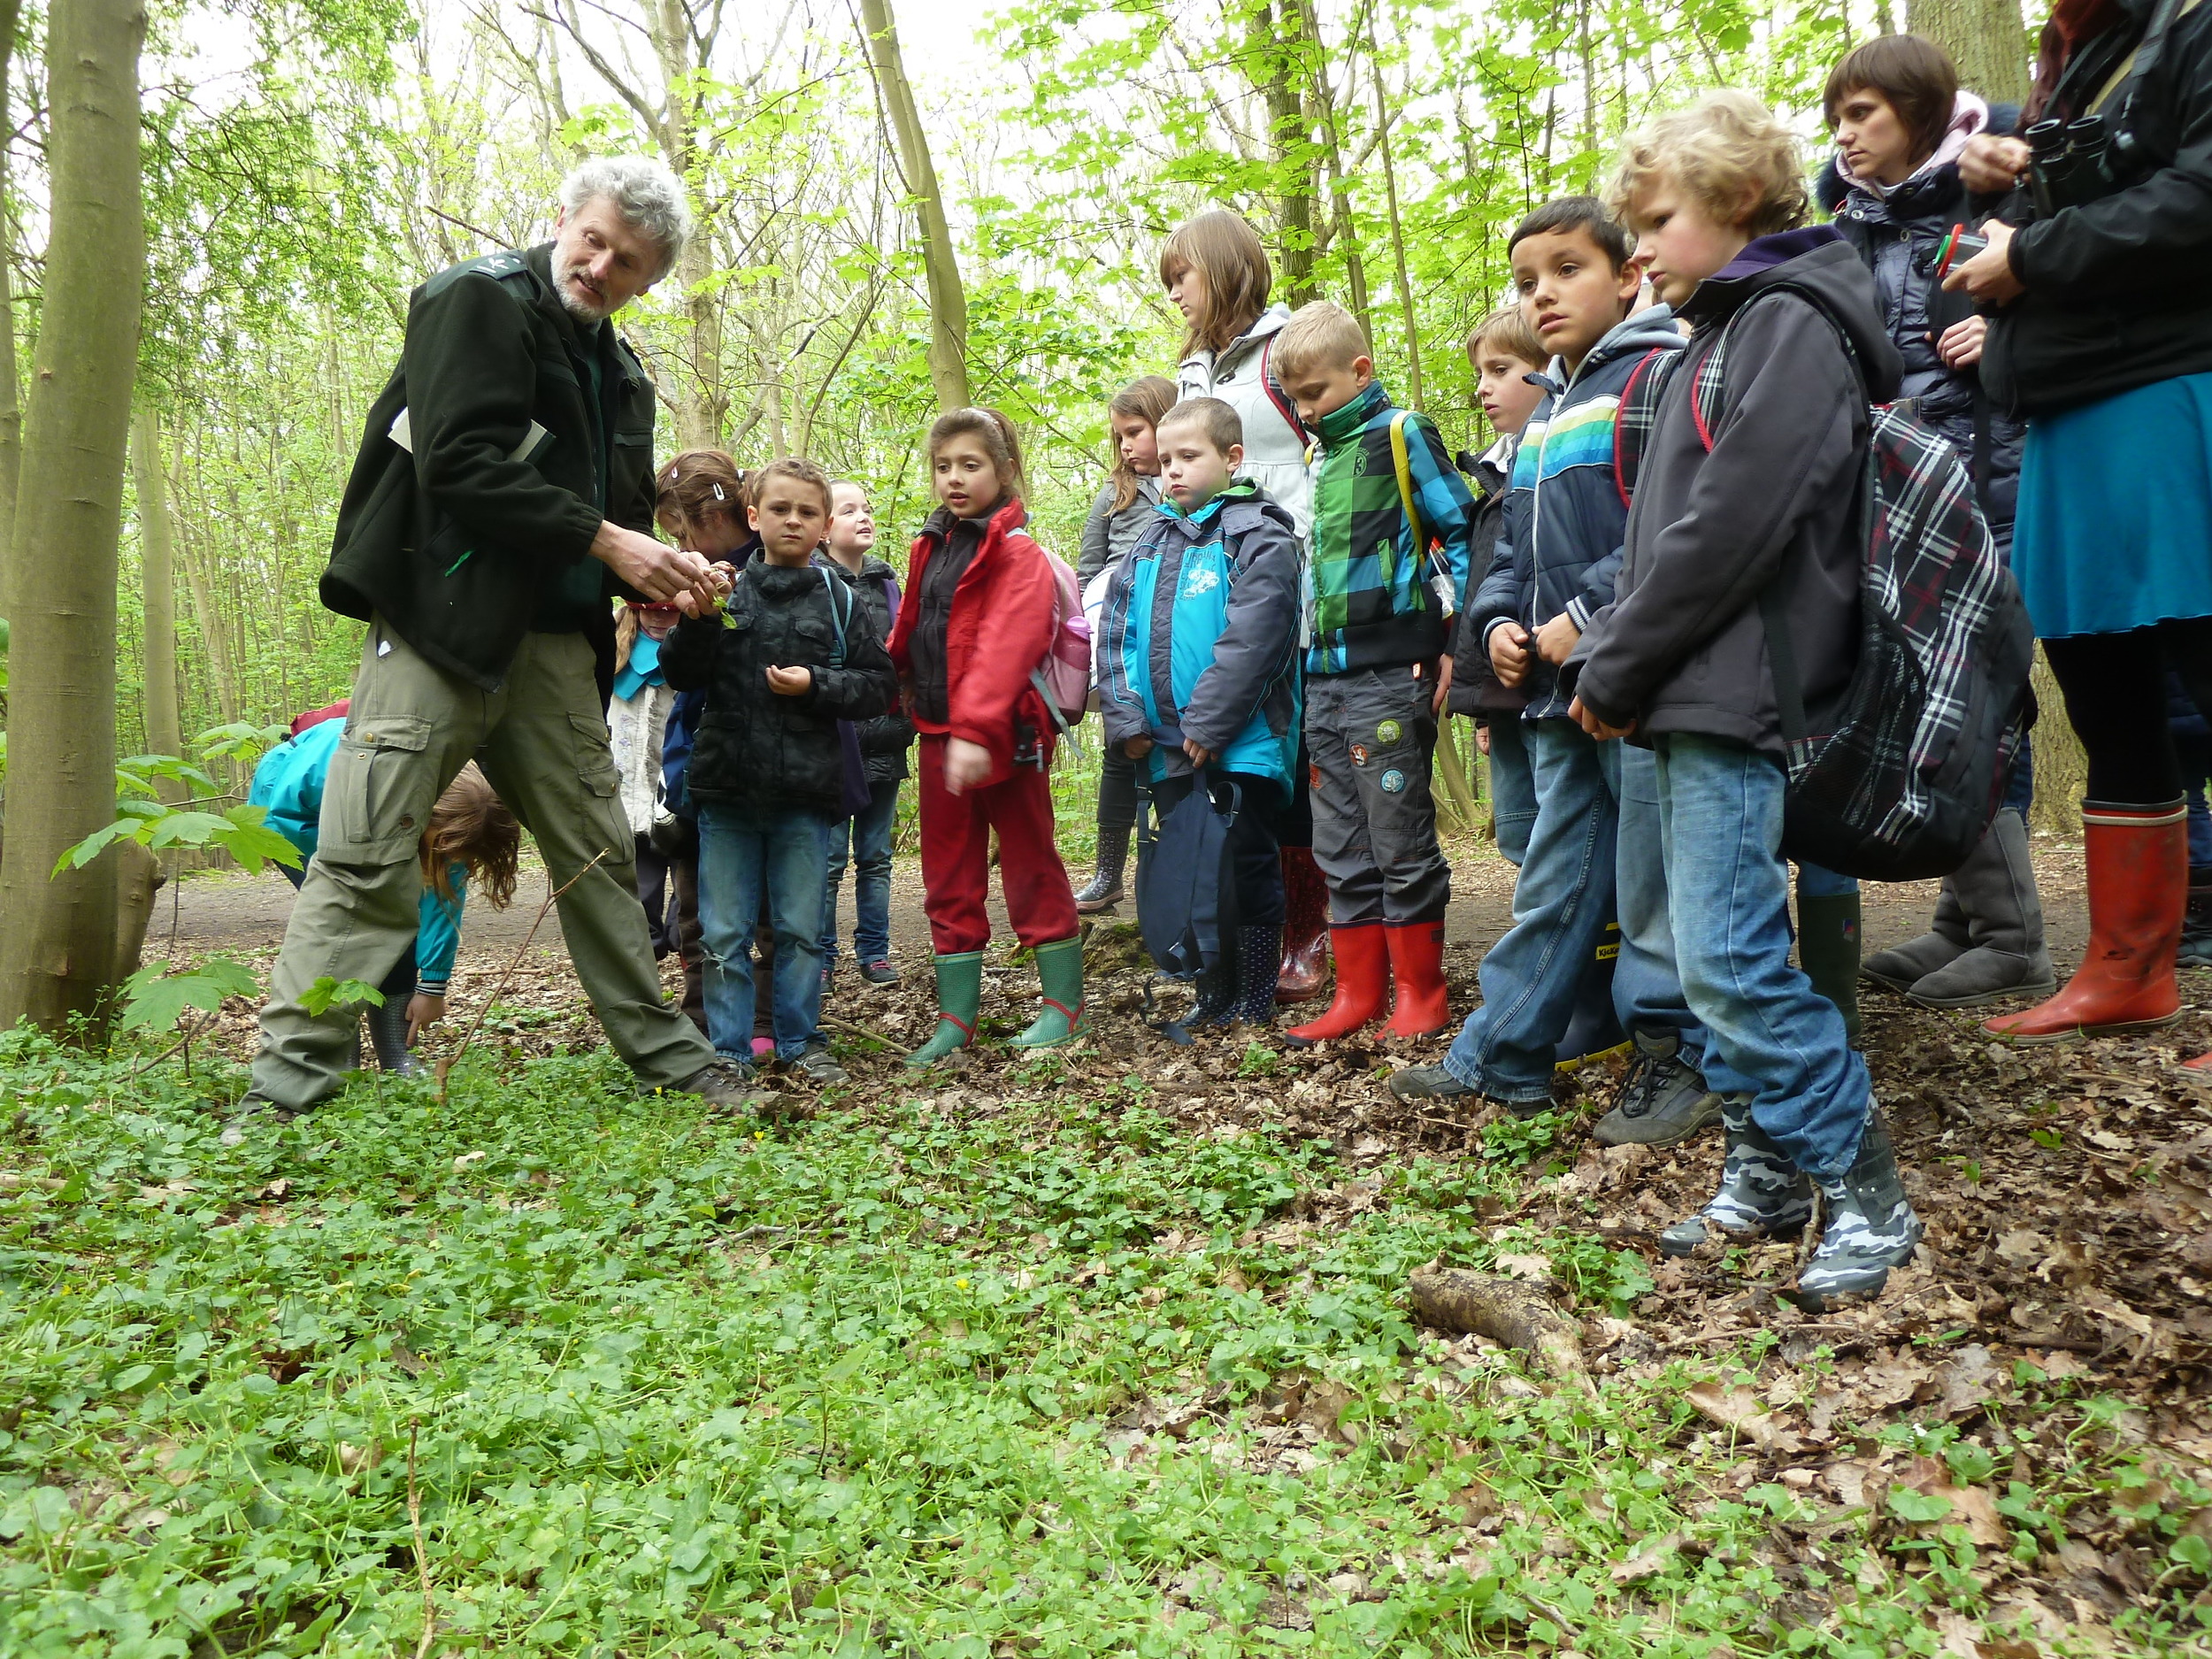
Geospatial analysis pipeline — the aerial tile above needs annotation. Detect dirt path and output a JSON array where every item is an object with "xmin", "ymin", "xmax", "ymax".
[{"xmin": 155, "ymin": 828, "xmax": 2096, "ymax": 979}]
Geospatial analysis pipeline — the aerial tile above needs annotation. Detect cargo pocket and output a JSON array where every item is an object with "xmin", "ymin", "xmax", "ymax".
[
  {"xmin": 570, "ymin": 710, "xmax": 633, "ymax": 861},
  {"xmin": 326, "ymin": 716, "xmax": 436, "ymax": 864}
]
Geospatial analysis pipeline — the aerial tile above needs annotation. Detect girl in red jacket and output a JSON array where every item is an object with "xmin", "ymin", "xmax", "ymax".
[{"xmin": 888, "ymin": 407, "xmax": 1083, "ymax": 1064}]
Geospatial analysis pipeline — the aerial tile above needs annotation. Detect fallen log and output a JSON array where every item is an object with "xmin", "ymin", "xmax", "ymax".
[{"xmin": 1408, "ymin": 1263, "xmax": 1589, "ymax": 1387}]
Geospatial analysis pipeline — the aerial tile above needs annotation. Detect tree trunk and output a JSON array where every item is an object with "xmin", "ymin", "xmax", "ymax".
[
  {"xmin": 1907, "ymin": 0, "xmax": 2030, "ymax": 108},
  {"xmin": 0, "ymin": 0, "xmax": 27, "ymax": 606},
  {"xmin": 132, "ymin": 401, "xmax": 183, "ymax": 786},
  {"xmin": 858, "ymin": 0, "xmax": 971, "ymax": 411},
  {"xmin": 1367, "ymin": 31, "xmax": 1425, "ymax": 409},
  {"xmin": 648, "ymin": 0, "xmax": 725, "ymax": 449},
  {"xmin": 0, "ymin": 0, "xmax": 147, "ymax": 1035},
  {"xmin": 1248, "ymin": 0, "xmax": 1315, "ymax": 305}
]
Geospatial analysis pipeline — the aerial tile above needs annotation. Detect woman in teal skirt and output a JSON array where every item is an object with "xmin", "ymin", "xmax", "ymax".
[{"xmin": 1944, "ymin": 0, "xmax": 2212, "ymax": 1053}]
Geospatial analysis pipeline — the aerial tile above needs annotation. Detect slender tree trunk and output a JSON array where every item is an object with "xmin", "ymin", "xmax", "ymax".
[
  {"xmin": 0, "ymin": 0, "xmax": 27, "ymax": 606},
  {"xmin": 649, "ymin": 0, "xmax": 724, "ymax": 448},
  {"xmin": 132, "ymin": 401, "xmax": 183, "ymax": 782},
  {"xmin": 1908, "ymin": 0, "xmax": 2030, "ymax": 106},
  {"xmin": 0, "ymin": 0, "xmax": 148, "ymax": 1034},
  {"xmin": 858, "ymin": 0, "xmax": 970, "ymax": 411},
  {"xmin": 1248, "ymin": 0, "xmax": 1315, "ymax": 304},
  {"xmin": 1367, "ymin": 33, "xmax": 1425, "ymax": 409}
]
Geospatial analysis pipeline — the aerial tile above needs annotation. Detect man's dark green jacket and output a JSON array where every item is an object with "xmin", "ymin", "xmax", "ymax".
[{"xmin": 321, "ymin": 242, "xmax": 657, "ymax": 691}]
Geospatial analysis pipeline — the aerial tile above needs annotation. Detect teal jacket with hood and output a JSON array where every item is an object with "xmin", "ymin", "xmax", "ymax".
[{"xmin": 1096, "ymin": 480, "xmax": 1303, "ymax": 795}]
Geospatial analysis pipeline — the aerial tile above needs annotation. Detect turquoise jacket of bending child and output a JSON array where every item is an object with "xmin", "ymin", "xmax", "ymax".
[{"xmin": 250, "ymin": 720, "xmax": 467, "ymax": 995}]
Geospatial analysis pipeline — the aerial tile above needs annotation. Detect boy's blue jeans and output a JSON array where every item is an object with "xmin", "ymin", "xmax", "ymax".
[
  {"xmin": 1486, "ymin": 716, "xmax": 1539, "ymax": 867},
  {"xmin": 1654, "ymin": 733, "xmax": 1871, "ymax": 1179},
  {"xmin": 1445, "ymin": 723, "xmax": 1708, "ymax": 1100},
  {"xmin": 821, "ymin": 778, "xmax": 900, "ymax": 964},
  {"xmin": 697, "ymin": 800, "xmax": 832, "ymax": 1062}
]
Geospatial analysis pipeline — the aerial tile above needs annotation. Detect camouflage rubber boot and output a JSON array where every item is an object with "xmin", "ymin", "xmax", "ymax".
[
  {"xmin": 1796, "ymin": 1109, "xmax": 1924, "ymax": 1310},
  {"xmin": 1659, "ymin": 1095, "xmax": 1816, "ymax": 1256}
]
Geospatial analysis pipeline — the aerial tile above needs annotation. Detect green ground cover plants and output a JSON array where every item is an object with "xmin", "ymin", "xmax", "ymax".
[{"xmin": 0, "ymin": 1029, "xmax": 2206, "ymax": 1656}]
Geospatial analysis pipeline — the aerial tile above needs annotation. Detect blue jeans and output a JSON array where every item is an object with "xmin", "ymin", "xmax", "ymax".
[
  {"xmin": 697, "ymin": 801, "xmax": 832, "ymax": 1061},
  {"xmin": 1655, "ymin": 733, "xmax": 1870, "ymax": 1179},
  {"xmin": 821, "ymin": 778, "xmax": 900, "ymax": 963},
  {"xmin": 1795, "ymin": 861, "xmax": 1860, "ymax": 899},
  {"xmin": 1444, "ymin": 720, "xmax": 1619, "ymax": 1102},
  {"xmin": 1486, "ymin": 717, "xmax": 1539, "ymax": 867},
  {"xmin": 1615, "ymin": 742, "xmax": 1705, "ymax": 1066}
]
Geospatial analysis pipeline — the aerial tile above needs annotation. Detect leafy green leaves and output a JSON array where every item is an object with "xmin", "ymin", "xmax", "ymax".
[
  {"xmin": 116, "ymin": 956, "xmax": 260, "ymax": 1032},
  {"xmin": 301, "ymin": 975, "xmax": 385, "ymax": 1015}
]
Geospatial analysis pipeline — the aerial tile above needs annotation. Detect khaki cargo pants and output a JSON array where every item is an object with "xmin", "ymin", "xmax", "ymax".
[{"xmin": 250, "ymin": 618, "xmax": 717, "ymax": 1108}]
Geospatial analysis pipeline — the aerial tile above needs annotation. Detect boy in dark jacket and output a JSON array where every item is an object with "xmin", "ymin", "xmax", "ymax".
[
  {"xmin": 1394, "ymin": 199, "xmax": 1717, "ymax": 1152},
  {"xmin": 1271, "ymin": 301, "xmax": 1478, "ymax": 1045},
  {"xmin": 661, "ymin": 457, "xmax": 896, "ymax": 1087},
  {"xmin": 818, "ymin": 479, "xmax": 914, "ymax": 987},
  {"xmin": 1569, "ymin": 91, "xmax": 1922, "ymax": 1309},
  {"xmin": 1098, "ymin": 396, "xmax": 1304, "ymax": 1038}
]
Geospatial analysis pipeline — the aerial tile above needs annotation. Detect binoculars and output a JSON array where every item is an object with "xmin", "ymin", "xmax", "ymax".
[{"xmin": 2025, "ymin": 114, "xmax": 2124, "ymax": 216}]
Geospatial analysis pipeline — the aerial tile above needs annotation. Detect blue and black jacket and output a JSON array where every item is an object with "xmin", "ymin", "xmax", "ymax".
[
  {"xmin": 1097, "ymin": 480, "xmax": 1303, "ymax": 796},
  {"xmin": 1469, "ymin": 306, "xmax": 1686, "ymax": 721}
]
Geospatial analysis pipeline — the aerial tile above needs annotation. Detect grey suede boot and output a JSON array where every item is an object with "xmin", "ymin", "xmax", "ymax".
[
  {"xmin": 1863, "ymin": 881, "xmax": 1968, "ymax": 993},
  {"xmin": 1906, "ymin": 810, "xmax": 2057, "ymax": 1008},
  {"xmin": 1659, "ymin": 1096, "xmax": 1816, "ymax": 1256}
]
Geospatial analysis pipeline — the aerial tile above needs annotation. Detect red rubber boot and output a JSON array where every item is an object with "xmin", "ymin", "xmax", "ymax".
[
  {"xmin": 1985, "ymin": 802, "xmax": 2186, "ymax": 1042},
  {"xmin": 1286, "ymin": 924, "xmax": 1389, "ymax": 1045},
  {"xmin": 1382, "ymin": 920, "xmax": 1452, "ymax": 1039},
  {"xmin": 1276, "ymin": 848, "xmax": 1331, "ymax": 1004}
]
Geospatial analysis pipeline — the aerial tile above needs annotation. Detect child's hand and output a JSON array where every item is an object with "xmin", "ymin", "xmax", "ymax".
[
  {"xmin": 943, "ymin": 737, "xmax": 993, "ymax": 794},
  {"xmin": 1182, "ymin": 738, "xmax": 1213, "ymax": 767},
  {"xmin": 1489, "ymin": 622, "xmax": 1532, "ymax": 687},
  {"xmin": 1418, "ymin": 655, "xmax": 1455, "ymax": 715},
  {"xmin": 1124, "ymin": 736, "xmax": 1154, "ymax": 760},
  {"xmin": 1534, "ymin": 611, "xmax": 1581, "ymax": 666},
  {"xmin": 1569, "ymin": 695, "xmax": 1635, "ymax": 741},
  {"xmin": 1475, "ymin": 722, "xmax": 1492, "ymax": 757},
  {"xmin": 1935, "ymin": 315, "xmax": 1986, "ymax": 368},
  {"xmin": 765, "ymin": 664, "xmax": 812, "ymax": 696},
  {"xmin": 406, "ymin": 992, "xmax": 446, "ymax": 1043}
]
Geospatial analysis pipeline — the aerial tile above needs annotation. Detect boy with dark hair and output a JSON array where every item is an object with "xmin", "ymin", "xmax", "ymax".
[
  {"xmin": 1098, "ymin": 396, "xmax": 1304, "ymax": 1036},
  {"xmin": 1268, "ymin": 302, "xmax": 1478, "ymax": 1043},
  {"xmin": 1393, "ymin": 197, "xmax": 1717, "ymax": 1151},
  {"xmin": 1570, "ymin": 91, "xmax": 1922, "ymax": 1307}
]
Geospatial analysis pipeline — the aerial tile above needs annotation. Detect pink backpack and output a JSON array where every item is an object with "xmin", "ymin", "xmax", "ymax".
[{"xmin": 1027, "ymin": 547, "xmax": 1092, "ymax": 747}]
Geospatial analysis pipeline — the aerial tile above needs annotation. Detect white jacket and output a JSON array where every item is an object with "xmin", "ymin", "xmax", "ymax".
[
  {"xmin": 1175, "ymin": 303, "xmax": 1312, "ymax": 544},
  {"xmin": 606, "ymin": 681, "xmax": 676, "ymax": 837}
]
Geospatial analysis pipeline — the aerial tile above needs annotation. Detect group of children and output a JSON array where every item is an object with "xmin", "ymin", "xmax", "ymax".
[{"xmin": 250, "ymin": 50, "xmax": 2089, "ymax": 1310}]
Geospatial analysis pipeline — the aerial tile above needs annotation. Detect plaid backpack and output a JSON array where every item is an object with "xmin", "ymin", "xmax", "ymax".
[{"xmin": 1617, "ymin": 285, "xmax": 2034, "ymax": 881}]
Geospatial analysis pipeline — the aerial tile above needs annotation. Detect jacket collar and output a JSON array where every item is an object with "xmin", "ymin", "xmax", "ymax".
[
  {"xmin": 1552, "ymin": 304, "xmax": 1686, "ymax": 392},
  {"xmin": 918, "ymin": 494, "xmax": 1028, "ymax": 549},
  {"xmin": 1160, "ymin": 478, "xmax": 1259, "ymax": 533},
  {"xmin": 1681, "ymin": 226, "xmax": 1847, "ymax": 327},
  {"xmin": 1315, "ymin": 379, "xmax": 1392, "ymax": 446}
]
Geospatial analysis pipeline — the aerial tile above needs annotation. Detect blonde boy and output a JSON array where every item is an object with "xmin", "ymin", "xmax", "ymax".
[{"xmin": 1566, "ymin": 90, "xmax": 1922, "ymax": 1309}]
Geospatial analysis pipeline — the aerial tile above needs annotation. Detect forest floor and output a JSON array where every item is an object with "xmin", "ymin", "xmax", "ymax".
[{"xmin": 4, "ymin": 831, "xmax": 2208, "ymax": 1655}]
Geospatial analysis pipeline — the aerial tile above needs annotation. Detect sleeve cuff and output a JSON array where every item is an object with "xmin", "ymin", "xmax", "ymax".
[
  {"xmin": 1564, "ymin": 595, "xmax": 1594, "ymax": 631},
  {"xmin": 416, "ymin": 979, "xmax": 449, "ymax": 997}
]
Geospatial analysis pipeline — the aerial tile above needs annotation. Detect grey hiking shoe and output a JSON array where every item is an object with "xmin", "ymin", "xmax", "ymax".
[
  {"xmin": 792, "ymin": 1046, "xmax": 849, "ymax": 1086},
  {"xmin": 1387, "ymin": 1063, "xmax": 1477, "ymax": 1102},
  {"xmin": 1796, "ymin": 1110, "xmax": 1924, "ymax": 1310},
  {"xmin": 677, "ymin": 1060, "xmax": 776, "ymax": 1111},
  {"xmin": 1660, "ymin": 1096, "xmax": 1816, "ymax": 1256},
  {"xmin": 1592, "ymin": 1030, "xmax": 1723, "ymax": 1148}
]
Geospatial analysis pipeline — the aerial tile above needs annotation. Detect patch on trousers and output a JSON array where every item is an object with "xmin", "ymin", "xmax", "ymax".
[
  {"xmin": 1375, "ymin": 718, "xmax": 1403, "ymax": 747},
  {"xmin": 1380, "ymin": 769, "xmax": 1406, "ymax": 794},
  {"xmin": 1310, "ymin": 764, "xmax": 1323, "ymax": 790},
  {"xmin": 1349, "ymin": 743, "xmax": 1369, "ymax": 766}
]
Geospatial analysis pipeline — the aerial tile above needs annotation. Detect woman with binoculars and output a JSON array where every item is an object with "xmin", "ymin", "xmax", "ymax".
[{"xmin": 1940, "ymin": 0, "xmax": 2212, "ymax": 1056}]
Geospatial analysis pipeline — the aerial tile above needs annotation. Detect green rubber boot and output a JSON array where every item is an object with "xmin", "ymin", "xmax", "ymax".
[
  {"xmin": 1009, "ymin": 935, "xmax": 1086, "ymax": 1048},
  {"xmin": 905, "ymin": 950, "xmax": 985, "ymax": 1067},
  {"xmin": 1797, "ymin": 891, "xmax": 1863, "ymax": 1048}
]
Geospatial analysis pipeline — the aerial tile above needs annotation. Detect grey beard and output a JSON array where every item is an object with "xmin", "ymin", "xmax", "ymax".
[{"xmin": 556, "ymin": 266, "xmax": 610, "ymax": 325}]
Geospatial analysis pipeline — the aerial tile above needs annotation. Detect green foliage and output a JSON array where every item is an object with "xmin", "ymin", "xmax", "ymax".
[
  {"xmin": 115, "ymin": 957, "xmax": 261, "ymax": 1033},
  {"xmin": 300, "ymin": 975, "xmax": 386, "ymax": 1016},
  {"xmin": 53, "ymin": 724, "xmax": 304, "ymax": 878}
]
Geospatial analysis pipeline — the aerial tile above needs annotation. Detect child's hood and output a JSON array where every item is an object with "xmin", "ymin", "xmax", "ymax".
[
  {"xmin": 1681, "ymin": 228, "xmax": 1904, "ymax": 403},
  {"xmin": 1548, "ymin": 304, "xmax": 1687, "ymax": 397}
]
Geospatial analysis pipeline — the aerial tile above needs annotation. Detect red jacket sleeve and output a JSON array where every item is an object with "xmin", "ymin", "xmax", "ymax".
[
  {"xmin": 947, "ymin": 530, "xmax": 1056, "ymax": 780},
  {"xmin": 887, "ymin": 531, "xmax": 928, "ymax": 673}
]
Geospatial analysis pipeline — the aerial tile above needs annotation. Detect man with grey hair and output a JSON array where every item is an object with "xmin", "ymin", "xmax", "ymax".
[{"xmin": 238, "ymin": 155, "xmax": 767, "ymax": 1127}]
